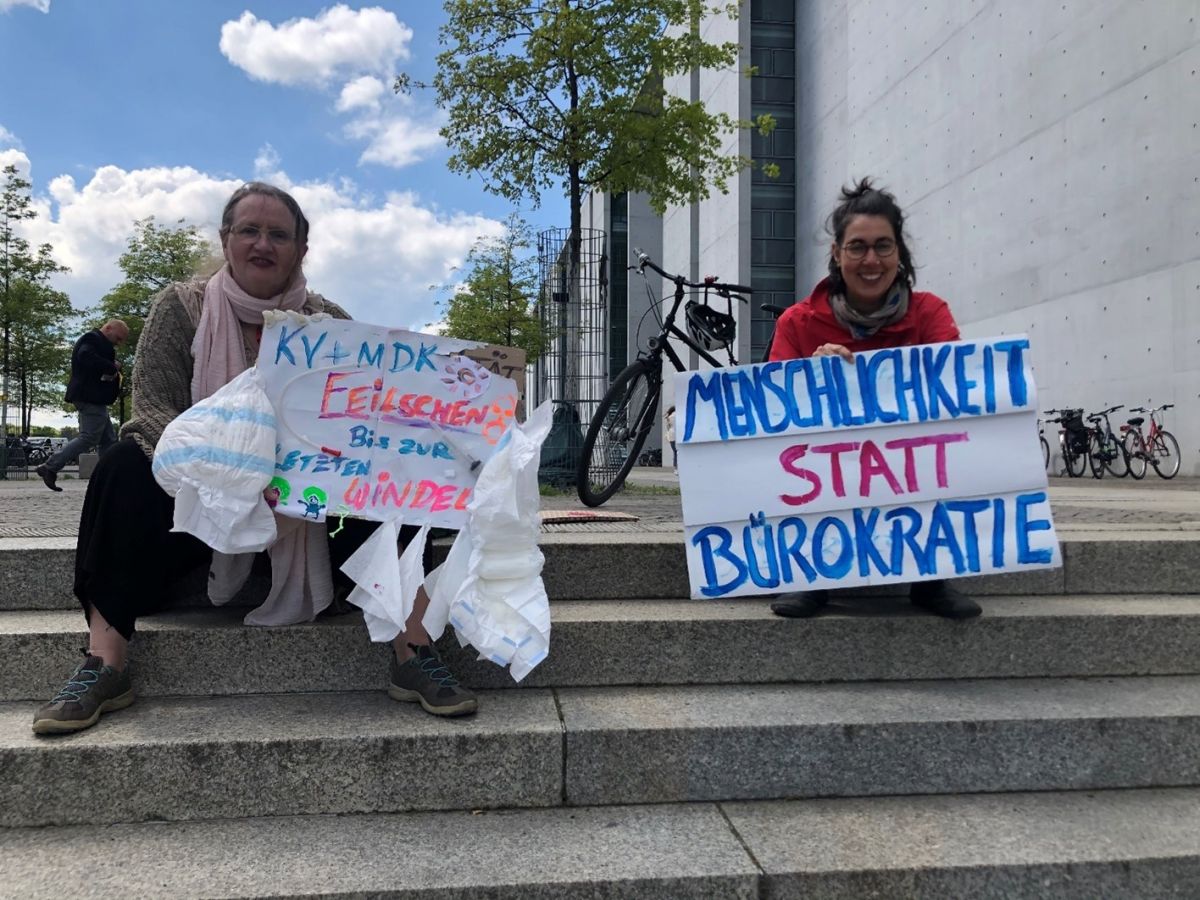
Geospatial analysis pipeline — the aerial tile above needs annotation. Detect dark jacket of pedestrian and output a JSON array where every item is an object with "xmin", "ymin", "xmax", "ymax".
[{"xmin": 65, "ymin": 329, "xmax": 121, "ymax": 406}]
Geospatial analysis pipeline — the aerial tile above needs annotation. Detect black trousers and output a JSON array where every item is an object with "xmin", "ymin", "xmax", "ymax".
[{"xmin": 74, "ymin": 439, "xmax": 430, "ymax": 640}]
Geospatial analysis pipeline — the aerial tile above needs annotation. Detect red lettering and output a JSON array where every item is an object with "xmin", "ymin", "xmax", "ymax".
[
  {"xmin": 453, "ymin": 487, "xmax": 471, "ymax": 510},
  {"xmin": 883, "ymin": 432, "xmax": 970, "ymax": 491},
  {"xmin": 449, "ymin": 400, "xmax": 467, "ymax": 427},
  {"xmin": 319, "ymin": 371, "xmax": 353, "ymax": 416},
  {"xmin": 778, "ymin": 444, "xmax": 821, "ymax": 506},
  {"xmin": 345, "ymin": 385, "xmax": 370, "ymax": 417},
  {"xmin": 430, "ymin": 483, "xmax": 456, "ymax": 512},
  {"xmin": 464, "ymin": 406, "xmax": 489, "ymax": 426},
  {"xmin": 342, "ymin": 477, "xmax": 368, "ymax": 510},
  {"xmin": 858, "ymin": 439, "xmax": 903, "ymax": 497},
  {"xmin": 382, "ymin": 478, "xmax": 404, "ymax": 508},
  {"xmin": 411, "ymin": 480, "xmax": 439, "ymax": 509},
  {"xmin": 812, "ymin": 442, "xmax": 859, "ymax": 498}
]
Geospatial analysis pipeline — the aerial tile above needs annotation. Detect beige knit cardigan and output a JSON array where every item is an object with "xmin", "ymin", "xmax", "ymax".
[{"xmin": 121, "ymin": 279, "xmax": 350, "ymax": 459}]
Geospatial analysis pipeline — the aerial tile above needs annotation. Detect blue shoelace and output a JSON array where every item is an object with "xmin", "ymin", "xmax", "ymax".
[{"xmin": 52, "ymin": 663, "xmax": 101, "ymax": 703}]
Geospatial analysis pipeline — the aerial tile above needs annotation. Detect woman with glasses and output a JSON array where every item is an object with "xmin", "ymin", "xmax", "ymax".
[
  {"xmin": 34, "ymin": 182, "xmax": 477, "ymax": 736},
  {"xmin": 767, "ymin": 177, "xmax": 980, "ymax": 621}
]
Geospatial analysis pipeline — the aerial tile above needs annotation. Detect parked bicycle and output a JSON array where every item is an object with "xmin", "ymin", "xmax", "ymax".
[
  {"xmin": 3, "ymin": 435, "xmax": 50, "ymax": 469},
  {"xmin": 576, "ymin": 250, "xmax": 751, "ymax": 506},
  {"xmin": 637, "ymin": 447, "xmax": 663, "ymax": 468},
  {"xmin": 1123, "ymin": 404, "xmax": 1180, "ymax": 480},
  {"xmin": 1084, "ymin": 405, "xmax": 1129, "ymax": 479},
  {"xmin": 1044, "ymin": 408, "xmax": 1089, "ymax": 478},
  {"xmin": 1037, "ymin": 418, "xmax": 1050, "ymax": 471}
]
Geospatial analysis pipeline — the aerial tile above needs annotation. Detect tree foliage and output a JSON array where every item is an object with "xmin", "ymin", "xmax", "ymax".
[
  {"xmin": 436, "ymin": 215, "xmax": 546, "ymax": 362},
  {"xmin": 0, "ymin": 164, "xmax": 71, "ymax": 436},
  {"xmin": 96, "ymin": 217, "xmax": 212, "ymax": 421},
  {"xmin": 411, "ymin": 0, "xmax": 768, "ymax": 217}
]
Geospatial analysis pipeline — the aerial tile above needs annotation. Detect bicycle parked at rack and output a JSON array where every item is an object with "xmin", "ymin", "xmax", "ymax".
[
  {"xmin": 576, "ymin": 250, "xmax": 751, "ymax": 506},
  {"xmin": 1044, "ymin": 408, "xmax": 1089, "ymax": 478},
  {"xmin": 1037, "ymin": 418, "xmax": 1050, "ymax": 471},
  {"xmin": 1084, "ymin": 405, "xmax": 1129, "ymax": 479},
  {"xmin": 1123, "ymin": 404, "xmax": 1180, "ymax": 480}
]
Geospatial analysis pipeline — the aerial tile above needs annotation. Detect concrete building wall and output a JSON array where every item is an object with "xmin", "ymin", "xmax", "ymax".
[{"xmin": 794, "ymin": 0, "xmax": 1200, "ymax": 473}]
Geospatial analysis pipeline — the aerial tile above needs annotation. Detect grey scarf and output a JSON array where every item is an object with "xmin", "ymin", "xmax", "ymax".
[{"xmin": 828, "ymin": 280, "xmax": 910, "ymax": 339}]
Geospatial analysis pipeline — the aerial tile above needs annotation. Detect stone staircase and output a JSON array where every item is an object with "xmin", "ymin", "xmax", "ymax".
[{"xmin": 2, "ymin": 532, "xmax": 1200, "ymax": 897}]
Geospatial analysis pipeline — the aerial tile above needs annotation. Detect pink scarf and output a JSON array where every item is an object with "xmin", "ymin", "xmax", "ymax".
[
  {"xmin": 192, "ymin": 265, "xmax": 333, "ymax": 625},
  {"xmin": 191, "ymin": 265, "xmax": 308, "ymax": 401}
]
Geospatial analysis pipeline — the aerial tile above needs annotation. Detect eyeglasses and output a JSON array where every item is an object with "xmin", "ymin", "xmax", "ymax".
[
  {"xmin": 841, "ymin": 238, "xmax": 897, "ymax": 260},
  {"xmin": 231, "ymin": 224, "xmax": 295, "ymax": 246}
]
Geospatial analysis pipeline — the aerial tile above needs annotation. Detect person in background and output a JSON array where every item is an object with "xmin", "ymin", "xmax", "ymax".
[
  {"xmin": 666, "ymin": 405, "xmax": 677, "ymax": 472},
  {"xmin": 36, "ymin": 319, "xmax": 129, "ymax": 492},
  {"xmin": 767, "ymin": 177, "xmax": 980, "ymax": 621},
  {"xmin": 33, "ymin": 182, "xmax": 477, "ymax": 735}
]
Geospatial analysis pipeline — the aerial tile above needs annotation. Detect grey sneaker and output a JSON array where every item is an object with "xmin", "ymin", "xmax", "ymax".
[
  {"xmin": 32, "ymin": 652, "xmax": 133, "ymax": 734},
  {"xmin": 388, "ymin": 643, "xmax": 478, "ymax": 717}
]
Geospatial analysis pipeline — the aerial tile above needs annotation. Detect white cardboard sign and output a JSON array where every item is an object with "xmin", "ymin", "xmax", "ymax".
[
  {"xmin": 675, "ymin": 335, "xmax": 1060, "ymax": 599},
  {"xmin": 256, "ymin": 312, "xmax": 520, "ymax": 529}
]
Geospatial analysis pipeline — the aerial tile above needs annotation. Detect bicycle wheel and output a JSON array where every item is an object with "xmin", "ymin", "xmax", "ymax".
[
  {"xmin": 1087, "ymin": 432, "xmax": 1105, "ymax": 479},
  {"xmin": 1102, "ymin": 432, "xmax": 1130, "ymax": 478},
  {"xmin": 1040, "ymin": 435, "xmax": 1050, "ymax": 471},
  {"xmin": 1064, "ymin": 439, "xmax": 1087, "ymax": 478},
  {"xmin": 577, "ymin": 360, "xmax": 661, "ymax": 506},
  {"xmin": 1153, "ymin": 430, "xmax": 1181, "ymax": 479},
  {"xmin": 1125, "ymin": 432, "xmax": 1147, "ymax": 480},
  {"xmin": 26, "ymin": 446, "xmax": 49, "ymax": 466}
]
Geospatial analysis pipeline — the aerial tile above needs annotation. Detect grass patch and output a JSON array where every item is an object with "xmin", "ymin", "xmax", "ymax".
[{"xmin": 623, "ymin": 483, "xmax": 681, "ymax": 496}]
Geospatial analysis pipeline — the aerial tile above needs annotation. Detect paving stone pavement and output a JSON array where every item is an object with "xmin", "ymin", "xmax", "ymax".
[{"xmin": 1, "ymin": 467, "xmax": 1198, "ymax": 538}]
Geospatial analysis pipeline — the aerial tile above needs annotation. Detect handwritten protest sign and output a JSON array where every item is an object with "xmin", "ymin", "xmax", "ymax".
[
  {"xmin": 675, "ymin": 336, "xmax": 1059, "ymax": 599},
  {"xmin": 256, "ymin": 311, "xmax": 520, "ymax": 529}
]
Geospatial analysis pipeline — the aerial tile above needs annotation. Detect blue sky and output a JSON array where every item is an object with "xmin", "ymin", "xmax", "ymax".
[{"xmin": 0, "ymin": 0, "xmax": 566, "ymax": 342}]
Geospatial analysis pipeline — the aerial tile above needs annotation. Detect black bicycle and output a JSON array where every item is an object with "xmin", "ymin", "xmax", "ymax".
[
  {"xmin": 1044, "ymin": 408, "xmax": 1089, "ymax": 478},
  {"xmin": 576, "ymin": 250, "xmax": 750, "ymax": 506},
  {"xmin": 1084, "ymin": 405, "xmax": 1129, "ymax": 479}
]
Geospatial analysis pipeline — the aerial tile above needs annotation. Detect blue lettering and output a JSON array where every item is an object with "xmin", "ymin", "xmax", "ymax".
[
  {"xmin": 743, "ymin": 513, "xmax": 780, "ymax": 589},
  {"xmin": 1015, "ymin": 491, "xmax": 1053, "ymax": 564},
  {"xmin": 300, "ymin": 332, "xmax": 327, "ymax": 368},
  {"xmin": 775, "ymin": 517, "xmax": 816, "ymax": 585},
  {"xmin": 866, "ymin": 350, "xmax": 903, "ymax": 423},
  {"xmin": 692, "ymin": 526, "xmax": 747, "ymax": 597},
  {"xmin": 274, "ymin": 325, "xmax": 302, "ymax": 366},
  {"xmin": 991, "ymin": 497, "xmax": 1006, "ymax": 567},
  {"xmin": 852, "ymin": 507, "xmax": 891, "ymax": 576},
  {"xmin": 684, "ymin": 372, "xmax": 726, "ymax": 442},
  {"xmin": 348, "ymin": 425, "xmax": 370, "ymax": 448},
  {"xmin": 894, "ymin": 348, "xmax": 927, "ymax": 422},
  {"xmin": 921, "ymin": 345, "xmax": 959, "ymax": 419},
  {"xmin": 721, "ymin": 371, "xmax": 756, "ymax": 438},
  {"xmin": 885, "ymin": 506, "xmax": 928, "ymax": 576},
  {"xmin": 416, "ymin": 342, "xmax": 439, "ymax": 372},
  {"xmin": 953, "ymin": 343, "xmax": 980, "ymax": 416},
  {"xmin": 812, "ymin": 516, "xmax": 853, "ymax": 579},
  {"xmin": 982, "ymin": 345, "xmax": 997, "ymax": 414},
  {"xmin": 993, "ymin": 338, "xmax": 1031, "ymax": 408},
  {"xmin": 323, "ymin": 340, "xmax": 350, "ymax": 365},
  {"xmin": 944, "ymin": 499, "xmax": 990, "ymax": 573},
  {"xmin": 752, "ymin": 362, "xmax": 791, "ymax": 434},
  {"xmin": 358, "ymin": 342, "xmax": 385, "ymax": 368},
  {"xmin": 830, "ymin": 359, "xmax": 866, "ymax": 426},
  {"xmin": 390, "ymin": 342, "xmax": 415, "ymax": 372},
  {"xmin": 926, "ymin": 502, "xmax": 966, "ymax": 575}
]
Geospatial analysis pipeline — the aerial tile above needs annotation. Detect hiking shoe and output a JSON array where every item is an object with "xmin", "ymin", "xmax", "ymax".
[
  {"xmin": 32, "ymin": 652, "xmax": 133, "ymax": 734},
  {"xmin": 910, "ymin": 580, "xmax": 981, "ymax": 619},
  {"xmin": 35, "ymin": 465, "xmax": 62, "ymax": 492},
  {"xmin": 388, "ymin": 643, "xmax": 478, "ymax": 717},
  {"xmin": 771, "ymin": 589, "xmax": 830, "ymax": 618}
]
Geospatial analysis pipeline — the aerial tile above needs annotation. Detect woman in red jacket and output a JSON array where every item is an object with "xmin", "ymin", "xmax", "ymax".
[{"xmin": 768, "ymin": 178, "xmax": 980, "ymax": 620}]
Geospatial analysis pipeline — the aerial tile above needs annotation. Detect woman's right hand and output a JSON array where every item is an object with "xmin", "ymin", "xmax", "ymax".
[{"xmin": 812, "ymin": 343, "xmax": 855, "ymax": 362}]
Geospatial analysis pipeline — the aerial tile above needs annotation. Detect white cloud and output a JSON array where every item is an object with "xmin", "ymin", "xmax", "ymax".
[
  {"xmin": 0, "ymin": 0, "xmax": 50, "ymax": 12},
  {"xmin": 0, "ymin": 124, "xmax": 22, "ymax": 147},
  {"xmin": 219, "ymin": 5, "xmax": 412, "ymax": 87},
  {"xmin": 0, "ymin": 148, "xmax": 32, "ymax": 177},
  {"xmin": 346, "ymin": 113, "xmax": 444, "ymax": 169},
  {"xmin": 12, "ymin": 155, "xmax": 504, "ymax": 332},
  {"xmin": 336, "ymin": 75, "xmax": 387, "ymax": 113}
]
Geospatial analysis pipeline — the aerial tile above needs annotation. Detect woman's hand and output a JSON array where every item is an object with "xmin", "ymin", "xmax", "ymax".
[{"xmin": 812, "ymin": 343, "xmax": 855, "ymax": 362}]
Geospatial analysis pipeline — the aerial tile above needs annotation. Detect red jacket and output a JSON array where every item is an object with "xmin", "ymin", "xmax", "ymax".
[{"xmin": 768, "ymin": 278, "xmax": 961, "ymax": 360}]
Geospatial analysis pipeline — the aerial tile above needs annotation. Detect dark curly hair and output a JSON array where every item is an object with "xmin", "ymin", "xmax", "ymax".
[
  {"xmin": 219, "ymin": 181, "xmax": 310, "ymax": 247},
  {"xmin": 826, "ymin": 177, "xmax": 915, "ymax": 294}
]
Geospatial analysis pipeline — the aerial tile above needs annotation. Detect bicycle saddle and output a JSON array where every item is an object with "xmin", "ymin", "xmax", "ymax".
[{"xmin": 1127, "ymin": 417, "xmax": 1144, "ymax": 426}]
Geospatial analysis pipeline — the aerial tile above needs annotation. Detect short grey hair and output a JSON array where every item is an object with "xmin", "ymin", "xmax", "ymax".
[{"xmin": 219, "ymin": 182, "xmax": 309, "ymax": 247}]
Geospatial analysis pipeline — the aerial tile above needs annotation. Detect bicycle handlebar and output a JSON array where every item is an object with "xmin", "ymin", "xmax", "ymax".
[{"xmin": 633, "ymin": 248, "xmax": 751, "ymax": 300}]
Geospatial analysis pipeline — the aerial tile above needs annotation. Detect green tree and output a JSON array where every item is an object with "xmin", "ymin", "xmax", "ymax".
[
  {"xmin": 436, "ymin": 215, "xmax": 546, "ymax": 361},
  {"xmin": 399, "ymin": 0, "xmax": 773, "ymax": 383},
  {"xmin": 97, "ymin": 216, "xmax": 212, "ymax": 422},
  {"xmin": 9, "ymin": 243, "xmax": 71, "ymax": 433},
  {"xmin": 0, "ymin": 164, "xmax": 37, "ymax": 438}
]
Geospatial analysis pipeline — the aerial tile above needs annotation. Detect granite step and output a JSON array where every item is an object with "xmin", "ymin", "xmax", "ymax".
[
  {"xmin": 557, "ymin": 675, "xmax": 1200, "ymax": 806},
  {"xmin": 4, "ymin": 531, "xmax": 1199, "ymax": 610},
  {"xmin": 4, "ymin": 595, "xmax": 1200, "ymax": 701},
  {"xmin": 2, "ymin": 789, "xmax": 1198, "ymax": 899},
  {"xmin": 4, "ymin": 676, "xmax": 1200, "ymax": 828}
]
